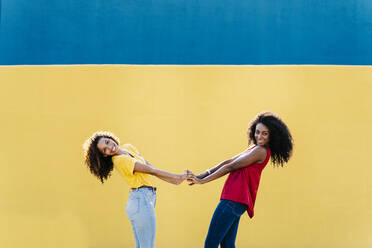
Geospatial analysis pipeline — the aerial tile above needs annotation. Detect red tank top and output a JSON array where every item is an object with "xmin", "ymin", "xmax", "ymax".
[{"xmin": 220, "ymin": 145, "xmax": 271, "ymax": 218}]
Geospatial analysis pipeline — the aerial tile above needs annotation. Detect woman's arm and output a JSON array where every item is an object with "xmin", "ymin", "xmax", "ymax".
[
  {"xmin": 188, "ymin": 146, "xmax": 267, "ymax": 185},
  {"xmin": 133, "ymin": 161, "xmax": 187, "ymax": 185},
  {"xmin": 193, "ymin": 149, "xmax": 248, "ymax": 180}
]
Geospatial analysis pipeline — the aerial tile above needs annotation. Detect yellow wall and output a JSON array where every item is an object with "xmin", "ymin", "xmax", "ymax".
[{"xmin": 1, "ymin": 65, "xmax": 372, "ymax": 248}]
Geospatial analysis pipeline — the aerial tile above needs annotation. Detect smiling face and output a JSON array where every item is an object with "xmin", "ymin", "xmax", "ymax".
[
  {"xmin": 97, "ymin": 137, "xmax": 119, "ymax": 156},
  {"xmin": 254, "ymin": 123, "xmax": 270, "ymax": 146}
]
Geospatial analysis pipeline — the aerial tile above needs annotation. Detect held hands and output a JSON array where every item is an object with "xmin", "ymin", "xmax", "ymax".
[
  {"xmin": 176, "ymin": 169, "xmax": 207, "ymax": 185},
  {"xmin": 173, "ymin": 169, "xmax": 194, "ymax": 185},
  {"xmin": 184, "ymin": 170, "xmax": 206, "ymax": 186},
  {"xmin": 187, "ymin": 173, "xmax": 204, "ymax": 186}
]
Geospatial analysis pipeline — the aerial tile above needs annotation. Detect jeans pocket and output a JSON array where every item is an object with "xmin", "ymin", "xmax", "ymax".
[
  {"xmin": 144, "ymin": 192, "xmax": 156, "ymax": 208},
  {"xmin": 126, "ymin": 197, "xmax": 140, "ymax": 220}
]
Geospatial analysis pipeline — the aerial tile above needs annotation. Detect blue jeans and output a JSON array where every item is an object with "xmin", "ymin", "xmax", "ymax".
[
  {"xmin": 126, "ymin": 187, "xmax": 157, "ymax": 248},
  {"xmin": 205, "ymin": 200, "xmax": 248, "ymax": 248}
]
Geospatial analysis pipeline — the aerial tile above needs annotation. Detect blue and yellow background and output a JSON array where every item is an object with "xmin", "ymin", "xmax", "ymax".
[{"xmin": 1, "ymin": 1, "xmax": 372, "ymax": 248}]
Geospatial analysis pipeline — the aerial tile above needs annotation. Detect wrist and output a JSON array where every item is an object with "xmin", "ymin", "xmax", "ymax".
[{"xmin": 174, "ymin": 175, "xmax": 182, "ymax": 185}]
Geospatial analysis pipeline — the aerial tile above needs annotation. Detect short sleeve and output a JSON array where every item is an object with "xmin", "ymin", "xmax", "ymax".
[
  {"xmin": 113, "ymin": 155, "xmax": 136, "ymax": 176},
  {"xmin": 127, "ymin": 144, "xmax": 140, "ymax": 155}
]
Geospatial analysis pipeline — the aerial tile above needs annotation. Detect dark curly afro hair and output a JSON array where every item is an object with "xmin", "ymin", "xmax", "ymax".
[
  {"xmin": 248, "ymin": 112, "xmax": 293, "ymax": 167},
  {"xmin": 83, "ymin": 131, "xmax": 120, "ymax": 183}
]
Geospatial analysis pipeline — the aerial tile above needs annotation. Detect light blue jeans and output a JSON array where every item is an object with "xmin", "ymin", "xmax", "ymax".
[{"xmin": 126, "ymin": 187, "xmax": 157, "ymax": 248}]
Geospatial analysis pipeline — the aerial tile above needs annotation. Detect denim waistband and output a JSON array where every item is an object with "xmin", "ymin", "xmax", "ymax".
[{"xmin": 131, "ymin": 185, "xmax": 157, "ymax": 192}]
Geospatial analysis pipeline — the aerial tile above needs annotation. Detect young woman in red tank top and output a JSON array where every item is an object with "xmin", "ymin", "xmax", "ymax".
[{"xmin": 188, "ymin": 112, "xmax": 293, "ymax": 248}]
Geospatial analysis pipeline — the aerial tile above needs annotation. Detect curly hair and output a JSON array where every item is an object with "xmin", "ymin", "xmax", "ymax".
[
  {"xmin": 83, "ymin": 131, "xmax": 120, "ymax": 183},
  {"xmin": 248, "ymin": 112, "xmax": 293, "ymax": 167}
]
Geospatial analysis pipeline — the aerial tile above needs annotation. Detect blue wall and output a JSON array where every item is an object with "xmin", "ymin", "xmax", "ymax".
[{"xmin": 1, "ymin": 0, "xmax": 372, "ymax": 65}]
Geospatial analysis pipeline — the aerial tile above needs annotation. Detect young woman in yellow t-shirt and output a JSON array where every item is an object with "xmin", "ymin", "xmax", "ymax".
[{"xmin": 83, "ymin": 131, "xmax": 189, "ymax": 248}]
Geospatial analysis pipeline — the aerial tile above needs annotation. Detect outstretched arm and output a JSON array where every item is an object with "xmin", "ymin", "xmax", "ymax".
[
  {"xmin": 133, "ymin": 161, "xmax": 187, "ymax": 185},
  {"xmin": 194, "ymin": 150, "xmax": 247, "ymax": 179},
  {"xmin": 188, "ymin": 146, "xmax": 267, "ymax": 185},
  {"xmin": 188, "ymin": 150, "xmax": 249, "ymax": 186}
]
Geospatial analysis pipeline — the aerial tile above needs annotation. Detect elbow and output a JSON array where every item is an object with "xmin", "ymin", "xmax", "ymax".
[
  {"xmin": 225, "ymin": 164, "xmax": 235, "ymax": 173},
  {"xmin": 172, "ymin": 175, "xmax": 182, "ymax": 185}
]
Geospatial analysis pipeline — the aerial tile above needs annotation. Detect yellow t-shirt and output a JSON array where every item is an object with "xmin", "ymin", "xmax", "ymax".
[{"xmin": 112, "ymin": 144, "xmax": 154, "ymax": 188}]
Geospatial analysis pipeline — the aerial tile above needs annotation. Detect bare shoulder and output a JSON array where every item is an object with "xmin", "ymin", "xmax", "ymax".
[
  {"xmin": 250, "ymin": 145, "xmax": 268, "ymax": 162},
  {"xmin": 228, "ymin": 145, "xmax": 268, "ymax": 170},
  {"xmin": 252, "ymin": 145, "xmax": 267, "ymax": 152}
]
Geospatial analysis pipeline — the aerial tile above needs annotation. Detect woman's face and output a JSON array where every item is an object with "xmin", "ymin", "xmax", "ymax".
[
  {"xmin": 254, "ymin": 123, "xmax": 270, "ymax": 146},
  {"xmin": 97, "ymin": 137, "xmax": 119, "ymax": 156}
]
